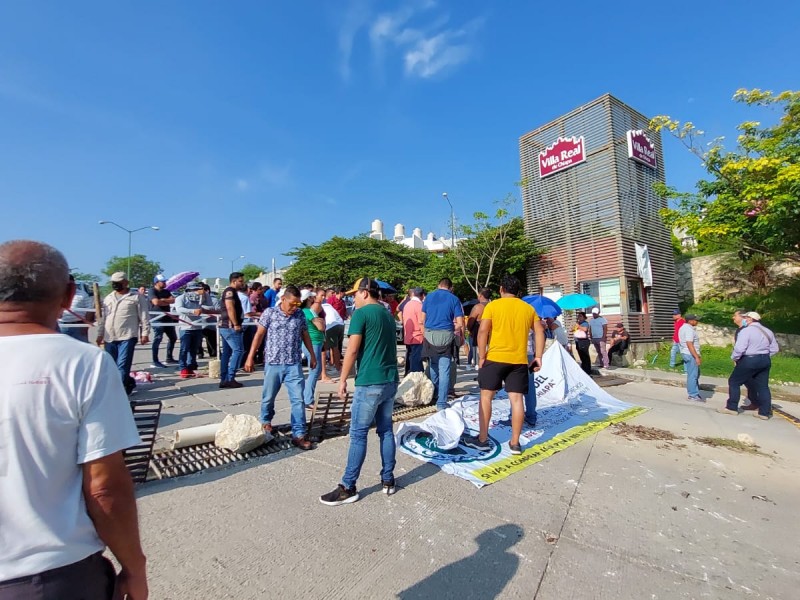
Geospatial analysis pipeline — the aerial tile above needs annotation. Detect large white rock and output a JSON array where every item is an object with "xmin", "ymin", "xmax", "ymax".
[
  {"xmin": 395, "ymin": 372, "xmax": 434, "ymax": 407},
  {"xmin": 214, "ymin": 414, "xmax": 270, "ymax": 453}
]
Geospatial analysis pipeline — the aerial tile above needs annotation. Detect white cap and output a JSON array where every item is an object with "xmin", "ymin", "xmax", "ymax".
[
  {"xmin": 591, "ymin": 307, "xmax": 600, "ymax": 314},
  {"xmin": 744, "ymin": 311, "xmax": 762, "ymax": 321},
  {"xmin": 300, "ymin": 289, "xmax": 316, "ymax": 303}
]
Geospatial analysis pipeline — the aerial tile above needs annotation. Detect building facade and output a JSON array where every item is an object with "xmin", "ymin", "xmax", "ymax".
[
  {"xmin": 519, "ymin": 94, "xmax": 677, "ymax": 341},
  {"xmin": 368, "ymin": 219, "xmax": 460, "ymax": 254}
]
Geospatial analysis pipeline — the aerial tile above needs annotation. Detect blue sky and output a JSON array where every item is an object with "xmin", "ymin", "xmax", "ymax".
[{"xmin": 0, "ymin": 0, "xmax": 796, "ymax": 283}]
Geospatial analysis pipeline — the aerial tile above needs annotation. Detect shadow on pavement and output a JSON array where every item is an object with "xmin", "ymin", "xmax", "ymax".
[{"xmin": 398, "ymin": 523, "xmax": 524, "ymax": 599}]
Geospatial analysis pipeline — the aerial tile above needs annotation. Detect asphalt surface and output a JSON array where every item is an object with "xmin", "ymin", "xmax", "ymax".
[{"xmin": 125, "ymin": 343, "xmax": 800, "ymax": 600}]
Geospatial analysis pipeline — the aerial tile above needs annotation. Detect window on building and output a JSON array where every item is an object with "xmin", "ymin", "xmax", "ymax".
[
  {"xmin": 581, "ymin": 278, "xmax": 621, "ymax": 314},
  {"xmin": 627, "ymin": 279, "xmax": 645, "ymax": 313}
]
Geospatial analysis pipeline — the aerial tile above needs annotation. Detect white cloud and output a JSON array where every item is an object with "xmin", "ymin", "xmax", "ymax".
[
  {"xmin": 236, "ymin": 179, "xmax": 249, "ymax": 191},
  {"xmin": 338, "ymin": 1, "xmax": 481, "ymax": 81}
]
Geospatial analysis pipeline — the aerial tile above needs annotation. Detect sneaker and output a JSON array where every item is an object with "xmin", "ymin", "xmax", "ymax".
[
  {"xmin": 509, "ymin": 443, "xmax": 522, "ymax": 455},
  {"xmin": 219, "ymin": 381, "xmax": 231, "ymax": 389},
  {"xmin": 227, "ymin": 380, "xmax": 243, "ymax": 389},
  {"xmin": 716, "ymin": 407, "xmax": 740, "ymax": 416},
  {"xmin": 382, "ymin": 478, "xmax": 396, "ymax": 495},
  {"xmin": 150, "ymin": 361, "xmax": 167, "ymax": 369},
  {"xmin": 462, "ymin": 434, "xmax": 491, "ymax": 452},
  {"xmin": 179, "ymin": 369, "xmax": 195, "ymax": 379},
  {"xmin": 524, "ymin": 418, "xmax": 537, "ymax": 428},
  {"xmin": 291, "ymin": 436, "xmax": 313, "ymax": 450},
  {"xmin": 319, "ymin": 484, "xmax": 359, "ymax": 506},
  {"xmin": 165, "ymin": 357, "xmax": 178, "ymax": 364},
  {"xmin": 752, "ymin": 413, "xmax": 771, "ymax": 420},
  {"xmin": 687, "ymin": 395, "xmax": 705, "ymax": 403}
]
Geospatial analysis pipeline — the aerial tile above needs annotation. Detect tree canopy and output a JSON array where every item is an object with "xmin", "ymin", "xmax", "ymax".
[
  {"xmin": 103, "ymin": 254, "xmax": 162, "ymax": 287},
  {"xmin": 650, "ymin": 88, "xmax": 800, "ymax": 262},
  {"xmin": 283, "ymin": 236, "xmax": 433, "ymax": 290},
  {"xmin": 240, "ymin": 263, "xmax": 267, "ymax": 282}
]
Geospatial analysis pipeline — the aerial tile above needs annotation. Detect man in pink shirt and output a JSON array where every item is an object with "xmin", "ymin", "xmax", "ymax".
[{"xmin": 402, "ymin": 287, "xmax": 425, "ymax": 373}]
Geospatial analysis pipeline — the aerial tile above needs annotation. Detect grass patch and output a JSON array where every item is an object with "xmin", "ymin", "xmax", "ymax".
[
  {"xmin": 611, "ymin": 423, "xmax": 682, "ymax": 441},
  {"xmin": 645, "ymin": 343, "xmax": 800, "ymax": 384},
  {"xmin": 693, "ymin": 436, "xmax": 766, "ymax": 456},
  {"xmin": 687, "ymin": 278, "xmax": 800, "ymax": 335}
]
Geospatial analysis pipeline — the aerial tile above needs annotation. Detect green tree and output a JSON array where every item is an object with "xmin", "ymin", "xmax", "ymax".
[
  {"xmin": 650, "ymin": 88, "xmax": 800, "ymax": 262},
  {"xmin": 103, "ymin": 254, "xmax": 162, "ymax": 287},
  {"xmin": 240, "ymin": 263, "xmax": 267, "ymax": 282},
  {"xmin": 283, "ymin": 236, "xmax": 433, "ymax": 290},
  {"xmin": 453, "ymin": 195, "xmax": 541, "ymax": 297},
  {"xmin": 70, "ymin": 270, "xmax": 100, "ymax": 283}
]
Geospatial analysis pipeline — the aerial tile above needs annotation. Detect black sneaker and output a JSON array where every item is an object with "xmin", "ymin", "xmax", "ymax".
[
  {"xmin": 524, "ymin": 418, "xmax": 537, "ymax": 428},
  {"xmin": 319, "ymin": 484, "xmax": 359, "ymax": 506},
  {"xmin": 509, "ymin": 443, "xmax": 522, "ymax": 455},
  {"xmin": 382, "ymin": 478, "xmax": 396, "ymax": 496},
  {"xmin": 165, "ymin": 357, "xmax": 178, "ymax": 364},
  {"xmin": 462, "ymin": 434, "xmax": 491, "ymax": 452}
]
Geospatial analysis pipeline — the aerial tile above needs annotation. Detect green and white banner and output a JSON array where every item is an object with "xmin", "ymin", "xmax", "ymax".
[{"xmin": 396, "ymin": 344, "xmax": 646, "ymax": 487}]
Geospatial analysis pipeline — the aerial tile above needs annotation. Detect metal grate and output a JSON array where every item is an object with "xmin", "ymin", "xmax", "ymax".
[
  {"xmin": 308, "ymin": 391, "xmax": 353, "ymax": 441},
  {"xmin": 150, "ymin": 433, "xmax": 294, "ymax": 480},
  {"xmin": 125, "ymin": 400, "xmax": 162, "ymax": 484}
]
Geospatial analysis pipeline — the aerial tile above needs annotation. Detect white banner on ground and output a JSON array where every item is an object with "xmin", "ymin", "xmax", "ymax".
[{"xmin": 396, "ymin": 344, "xmax": 646, "ymax": 487}]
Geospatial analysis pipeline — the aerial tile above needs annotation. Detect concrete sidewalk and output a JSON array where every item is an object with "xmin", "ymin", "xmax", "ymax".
[{"xmin": 127, "ymin": 345, "xmax": 800, "ymax": 599}]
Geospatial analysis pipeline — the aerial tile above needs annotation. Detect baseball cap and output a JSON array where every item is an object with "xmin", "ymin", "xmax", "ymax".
[
  {"xmin": 684, "ymin": 313, "xmax": 700, "ymax": 321},
  {"xmin": 591, "ymin": 307, "xmax": 600, "ymax": 314},
  {"xmin": 744, "ymin": 311, "xmax": 762, "ymax": 321},
  {"xmin": 110, "ymin": 271, "xmax": 127, "ymax": 282},
  {"xmin": 672, "ymin": 309, "xmax": 682, "ymax": 315},
  {"xmin": 345, "ymin": 277, "xmax": 379, "ymax": 295},
  {"xmin": 153, "ymin": 273, "xmax": 167, "ymax": 283},
  {"xmin": 186, "ymin": 282, "xmax": 203, "ymax": 291},
  {"xmin": 300, "ymin": 289, "xmax": 316, "ymax": 302}
]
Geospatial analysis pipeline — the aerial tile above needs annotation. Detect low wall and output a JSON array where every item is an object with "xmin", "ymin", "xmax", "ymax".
[{"xmin": 697, "ymin": 323, "xmax": 800, "ymax": 355}]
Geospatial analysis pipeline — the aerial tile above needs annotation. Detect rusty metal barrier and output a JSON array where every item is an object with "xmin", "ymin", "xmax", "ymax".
[{"xmin": 124, "ymin": 400, "xmax": 163, "ymax": 483}]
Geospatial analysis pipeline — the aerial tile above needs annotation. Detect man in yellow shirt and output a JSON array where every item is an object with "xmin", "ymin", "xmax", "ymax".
[{"xmin": 464, "ymin": 275, "xmax": 545, "ymax": 455}]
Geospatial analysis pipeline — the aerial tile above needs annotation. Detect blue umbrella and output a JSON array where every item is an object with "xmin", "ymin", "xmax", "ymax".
[
  {"xmin": 556, "ymin": 293, "xmax": 598, "ymax": 310},
  {"xmin": 521, "ymin": 295, "xmax": 562, "ymax": 318},
  {"xmin": 375, "ymin": 280, "xmax": 397, "ymax": 294}
]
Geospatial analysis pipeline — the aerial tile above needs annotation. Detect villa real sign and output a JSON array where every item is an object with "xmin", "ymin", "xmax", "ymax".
[
  {"xmin": 538, "ymin": 136, "xmax": 586, "ymax": 178},
  {"xmin": 626, "ymin": 130, "xmax": 657, "ymax": 169}
]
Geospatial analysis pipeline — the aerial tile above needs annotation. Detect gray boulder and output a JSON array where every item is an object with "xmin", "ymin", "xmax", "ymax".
[{"xmin": 214, "ymin": 414, "xmax": 271, "ymax": 453}]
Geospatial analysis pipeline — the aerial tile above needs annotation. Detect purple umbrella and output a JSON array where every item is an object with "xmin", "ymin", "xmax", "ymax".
[{"xmin": 165, "ymin": 271, "xmax": 200, "ymax": 292}]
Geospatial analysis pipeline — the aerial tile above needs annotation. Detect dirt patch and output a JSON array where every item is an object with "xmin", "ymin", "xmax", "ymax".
[
  {"xmin": 611, "ymin": 422, "xmax": 683, "ymax": 441},
  {"xmin": 692, "ymin": 436, "xmax": 767, "ymax": 456}
]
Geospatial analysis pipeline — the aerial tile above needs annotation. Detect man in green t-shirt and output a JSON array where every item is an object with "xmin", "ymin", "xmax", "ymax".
[
  {"xmin": 320, "ymin": 277, "xmax": 400, "ymax": 506},
  {"xmin": 301, "ymin": 289, "xmax": 326, "ymax": 408}
]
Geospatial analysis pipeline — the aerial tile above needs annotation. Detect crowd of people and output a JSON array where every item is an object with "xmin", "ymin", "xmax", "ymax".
[{"xmin": 1, "ymin": 238, "xmax": 786, "ymax": 598}]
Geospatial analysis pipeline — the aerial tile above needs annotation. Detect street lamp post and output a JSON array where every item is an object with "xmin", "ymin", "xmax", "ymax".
[
  {"xmin": 442, "ymin": 192, "xmax": 456, "ymax": 250},
  {"xmin": 99, "ymin": 221, "xmax": 159, "ymax": 280},
  {"xmin": 220, "ymin": 256, "xmax": 245, "ymax": 273}
]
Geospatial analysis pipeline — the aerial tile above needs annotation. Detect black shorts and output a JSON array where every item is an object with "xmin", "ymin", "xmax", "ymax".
[
  {"xmin": 478, "ymin": 360, "xmax": 529, "ymax": 394},
  {"xmin": 324, "ymin": 324, "xmax": 344, "ymax": 350}
]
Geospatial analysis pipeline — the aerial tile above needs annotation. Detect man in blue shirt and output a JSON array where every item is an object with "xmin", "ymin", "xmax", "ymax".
[
  {"xmin": 589, "ymin": 307, "xmax": 609, "ymax": 368},
  {"xmin": 262, "ymin": 277, "xmax": 282, "ymax": 308},
  {"xmin": 244, "ymin": 285, "xmax": 316, "ymax": 450},
  {"xmin": 421, "ymin": 278, "xmax": 464, "ymax": 410},
  {"xmin": 717, "ymin": 311, "xmax": 779, "ymax": 419}
]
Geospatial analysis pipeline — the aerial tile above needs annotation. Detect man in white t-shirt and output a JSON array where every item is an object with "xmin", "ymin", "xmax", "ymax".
[{"xmin": 0, "ymin": 240, "xmax": 148, "ymax": 599}]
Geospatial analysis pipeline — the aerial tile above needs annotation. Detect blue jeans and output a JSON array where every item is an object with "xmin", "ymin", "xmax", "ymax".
[
  {"xmin": 179, "ymin": 329, "xmax": 202, "ymax": 370},
  {"xmin": 682, "ymin": 353, "xmax": 700, "ymax": 397},
  {"xmin": 261, "ymin": 363, "xmax": 306, "ymax": 438},
  {"xmin": 342, "ymin": 382, "xmax": 398, "ymax": 489},
  {"xmin": 727, "ymin": 354, "xmax": 772, "ymax": 416},
  {"xmin": 467, "ymin": 337, "xmax": 477, "ymax": 366},
  {"xmin": 524, "ymin": 353, "xmax": 537, "ymax": 425},
  {"xmin": 105, "ymin": 338, "xmax": 138, "ymax": 394},
  {"xmin": 303, "ymin": 343, "xmax": 323, "ymax": 407},
  {"xmin": 219, "ymin": 328, "xmax": 244, "ymax": 382},
  {"xmin": 60, "ymin": 324, "xmax": 89, "ymax": 343},
  {"xmin": 669, "ymin": 342, "xmax": 683, "ymax": 369},
  {"xmin": 152, "ymin": 324, "xmax": 177, "ymax": 362},
  {"xmin": 429, "ymin": 355, "xmax": 452, "ymax": 410},
  {"xmin": 407, "ymin": 344, "xmax": 423, "ymax": 373}
]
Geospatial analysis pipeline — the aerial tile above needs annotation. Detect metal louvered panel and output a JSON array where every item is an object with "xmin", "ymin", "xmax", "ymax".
[{"xmin": 520, "ymin": 94, "xmax": 677, "ymax": 342}]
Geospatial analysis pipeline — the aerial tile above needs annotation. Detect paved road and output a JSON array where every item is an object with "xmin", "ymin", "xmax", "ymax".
[{"xmin": 126, "ymin": 345, "xmax": 800, "ymax": 599}]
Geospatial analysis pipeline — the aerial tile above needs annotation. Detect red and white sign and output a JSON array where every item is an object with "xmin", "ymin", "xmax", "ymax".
[
  {"xmin": 539, "ymin": 136, "xmax": 586, "ymax": 178},
  {"xmin": 627, "ymin": 130, "xmax": 657, "ymax": 169}
]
